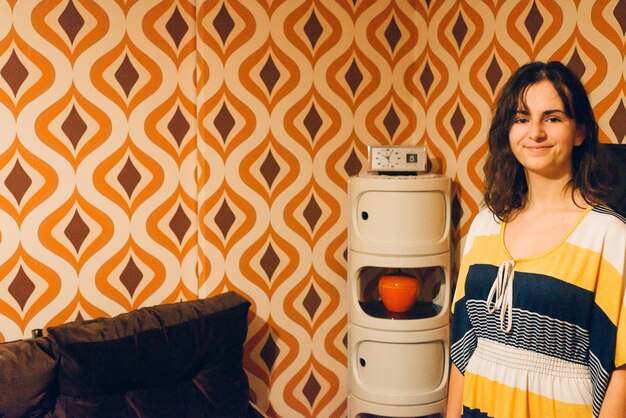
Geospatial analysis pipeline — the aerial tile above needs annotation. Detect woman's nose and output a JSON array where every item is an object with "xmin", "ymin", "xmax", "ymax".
[{"xmin": 528, "ymin": 120, "xmax": 545, "ymax": 140}]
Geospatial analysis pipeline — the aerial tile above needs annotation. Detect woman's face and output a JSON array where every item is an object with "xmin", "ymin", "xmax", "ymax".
[{"xmin": 508, "ymin": 80, "xmax": 584, "ymax": 181}]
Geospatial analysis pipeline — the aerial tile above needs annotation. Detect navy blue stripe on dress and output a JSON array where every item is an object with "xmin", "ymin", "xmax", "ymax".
[
  {"xmin": 465, "ymin": 300, "xmax": 590, "ymax": 365},
  {"xmin": 462, "ymin": 406, "xmax": 493, "ymax": 417},
  {"xmin": 589, "ymin": 352, "xmax": 609, "ymax": 418},
  {"xmin": 451, "ymin": 295, "xmax": 477, "ymax": 374},
  {"xmin": 464, "ymin": 264, "xmax": 595, "ymax": 329}
]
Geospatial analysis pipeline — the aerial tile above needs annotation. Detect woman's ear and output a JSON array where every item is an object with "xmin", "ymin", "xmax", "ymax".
[{"xmin": 575, "ymin": 125, "xmax": 585, "ymax": 146}]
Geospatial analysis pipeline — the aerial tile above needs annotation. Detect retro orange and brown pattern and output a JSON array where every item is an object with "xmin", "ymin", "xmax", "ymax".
[{"xmin": 0, "ymin": 1, "xmax": 625, "ymax": 417}]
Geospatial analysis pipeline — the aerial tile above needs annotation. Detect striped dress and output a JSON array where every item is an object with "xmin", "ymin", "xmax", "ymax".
[{"xmin": 450, "ymin": 206, "xmax": 626, "ymax": 418}]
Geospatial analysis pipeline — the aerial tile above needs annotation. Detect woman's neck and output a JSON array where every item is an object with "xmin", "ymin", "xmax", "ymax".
[{"xmin": 523, "ymin": 173, "xmax": 584, "ymax": 213}]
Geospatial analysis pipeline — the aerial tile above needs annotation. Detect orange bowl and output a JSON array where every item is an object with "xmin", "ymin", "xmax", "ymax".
[{"xmin": 378, "ymin": 275, "xmax": 420, "ymax": 313}]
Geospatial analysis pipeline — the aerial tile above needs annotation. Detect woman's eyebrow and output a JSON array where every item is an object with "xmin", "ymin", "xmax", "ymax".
[
  {"xmin": 542, "ymin": 109, "xmax": 567, "ymax": 116},
  {"xmin": 514, "ymin": 109, "xmax": 567, "ymax": 116}
]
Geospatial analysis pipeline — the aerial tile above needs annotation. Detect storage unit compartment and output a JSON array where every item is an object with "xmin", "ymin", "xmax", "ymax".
[
  {"xmin": 348, "ymin": 252, "xmax": 450, "ymax": 331},
  {"xmin": 357, "ymin": 341, "xmax": 445, "ymax": 394},
  {"xmin": 348, "ymin": 175, "xmax": 451, "ymax": 256},
  {"xmin": 355, "ymin": 190, "xmax": 447, "ymax": 245},
  {"xmin": 349, "ymin": 394, "xmax": 446, "ymax": 418},
  {"xmin": 357, "ymin": 266, "xmax": 444, "ymax": 320},
  {"xmin": 349, "ymin": 325, "xmax": 449, "ymax": 406}
]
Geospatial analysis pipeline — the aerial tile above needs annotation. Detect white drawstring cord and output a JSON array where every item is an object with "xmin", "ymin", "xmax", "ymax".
[{"xmin": 486, "ymin": 259, "xmax": 515, "ymax": 333}]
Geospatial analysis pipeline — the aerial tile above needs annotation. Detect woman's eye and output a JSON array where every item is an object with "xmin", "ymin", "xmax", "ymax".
[
  {"xmin": 545, "ymin": 117, "xmax": 561, "ymax": 123},
  {"xmin": 513, "ymin": 117, "xmax": 528, "ymax": 124}
]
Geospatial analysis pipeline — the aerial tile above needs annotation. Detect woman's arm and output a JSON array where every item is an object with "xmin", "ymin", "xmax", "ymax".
[
  {"xmin": 445, "ymin": 364, "xmax": 464, "ymax": 418},
  {"xmin": 599, "ymin": 366, "xmax": 626, "ymax": 418}
]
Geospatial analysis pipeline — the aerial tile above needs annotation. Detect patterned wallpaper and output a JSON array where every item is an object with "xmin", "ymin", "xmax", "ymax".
[{"xmin": 0, "ymin": 0, "xmax": 624, "ymax": 417}]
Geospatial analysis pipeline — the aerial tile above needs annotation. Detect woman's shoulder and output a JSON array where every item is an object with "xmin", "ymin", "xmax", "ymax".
[
  {"xmin": 585, "ymin": 205, "xmax": 626, "ymax": 233},
  {"xmin": 584, "ymin": 206, "xmax": 626, "ymax": 276},
  {"xmin": 469, "ymin": 207, "xmax": 501, "ymax": 233},
  {"xmin": 460, "ymin": 208, "xmax": 502, "ymax": 259},
  {"xmin": 461, "ymin": 207, "xmax": 501, "ymax": 251},
  {"xmin": 576, "ymin": 205, "xmax": 626, "ymax": 247},
  {"xmin": 589, "ymin": 205, "xmax": 626, "ymax": 225}
]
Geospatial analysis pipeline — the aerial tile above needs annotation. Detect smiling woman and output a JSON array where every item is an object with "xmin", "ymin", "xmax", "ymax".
[
  {"xmin": 446, "ymin": 62, "xmax": 626, "ymax": 418},
  {"xmin": 503, "ymin": 80, "xmax": 588, "ymax": 258}
]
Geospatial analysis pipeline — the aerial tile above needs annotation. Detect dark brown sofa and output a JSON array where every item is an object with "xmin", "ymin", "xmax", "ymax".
[{"xmin": 0, "ymin": 291, "xmax": 258, "ymax": 418}]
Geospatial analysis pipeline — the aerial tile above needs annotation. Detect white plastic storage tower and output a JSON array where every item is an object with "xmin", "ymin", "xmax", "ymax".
[{"xmin": 347, "ymin": 173, "xmax": 452, "ymax": 418}]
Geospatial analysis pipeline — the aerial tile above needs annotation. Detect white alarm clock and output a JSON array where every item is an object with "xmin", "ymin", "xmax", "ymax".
[{"xmin": 368, "ymin": 145, "xmax": 427, "ymax": 173}]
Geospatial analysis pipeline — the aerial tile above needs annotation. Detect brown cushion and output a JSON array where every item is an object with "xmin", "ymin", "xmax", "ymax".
[
  {"xmin": 47, "ymin": 291, "xmax": 251, "ymax": 417},
  {"xmin": 0, "ymin": 336, "xmax": 58, "ymax": 417}
]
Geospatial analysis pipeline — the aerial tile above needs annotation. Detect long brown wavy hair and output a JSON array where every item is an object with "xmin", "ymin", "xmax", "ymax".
[{"xmin": 483, "ymin": 61, "xmax": 615, "ymax": 221}]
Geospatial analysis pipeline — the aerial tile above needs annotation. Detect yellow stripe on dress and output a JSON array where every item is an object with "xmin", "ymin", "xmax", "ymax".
[
  {"xmin": 519, "ymin": 242, "xmax": 622, "ymax": 327},
  {"xmin": 616, "ymin": 312, "xmax": 626, "ymax": 367},
  {"xmin": 463, "ymin": 370, "xmax": 593, "ymax": 418}
]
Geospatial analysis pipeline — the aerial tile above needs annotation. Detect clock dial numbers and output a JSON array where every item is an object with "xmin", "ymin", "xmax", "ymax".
[
  {"xmin": 368, "ymin": 145, "xmax": 428, "ymax": 172},
  {"xmin": 374, "ymin": 148, "xmax": 402, "ymax": 168}
]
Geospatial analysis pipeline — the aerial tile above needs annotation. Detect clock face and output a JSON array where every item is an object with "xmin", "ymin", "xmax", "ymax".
[
  {"xmin": 373, "ymin": 147, "xmax": 403, "ymax": 169},
  {"xmin": 368, "ymin": 145, "xmax": 427, "ymax": 172}
]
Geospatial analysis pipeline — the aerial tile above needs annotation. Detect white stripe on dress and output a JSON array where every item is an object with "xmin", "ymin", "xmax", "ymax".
[{"xmin": 466, "ymin": 338, "xmax": 593, "ymax": 405}]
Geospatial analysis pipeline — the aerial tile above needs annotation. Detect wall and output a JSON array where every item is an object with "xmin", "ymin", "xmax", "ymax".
[
  {"xmin": 0, "ymin": 0, "xmax": 197, "ymax": 335},
  {"xmin": 0, "ymin": 1, "xmax": 624, "ymax": 417}
]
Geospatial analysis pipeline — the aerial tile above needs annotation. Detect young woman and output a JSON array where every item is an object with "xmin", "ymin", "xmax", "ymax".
[{"xmin": 447, "ymin": 61, "xmax": 626, "ymax": 417}]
